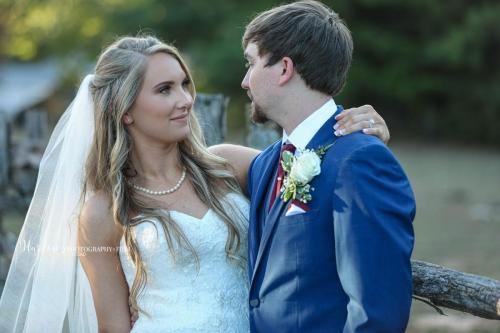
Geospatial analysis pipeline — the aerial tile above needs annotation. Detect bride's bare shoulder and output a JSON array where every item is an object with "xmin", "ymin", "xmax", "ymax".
[{"xmin": 79, "ymin": 191, "xmax": 122, "ymax": 244}]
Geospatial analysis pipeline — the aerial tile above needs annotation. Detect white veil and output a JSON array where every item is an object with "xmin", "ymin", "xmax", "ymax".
[{"xmin": 0, "ymin": 75, "xmax": 98, "ymax": 333}]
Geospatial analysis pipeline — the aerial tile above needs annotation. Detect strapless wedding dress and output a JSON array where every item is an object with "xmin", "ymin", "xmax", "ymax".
[{"xmin": 119, "ymin": 193, "xmax": 250, "ymax": 333}]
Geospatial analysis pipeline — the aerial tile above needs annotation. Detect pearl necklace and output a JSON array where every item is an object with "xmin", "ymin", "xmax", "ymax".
[{"xmin": 128, "ymin": 168, "xmax": 187, "ymax": 196}]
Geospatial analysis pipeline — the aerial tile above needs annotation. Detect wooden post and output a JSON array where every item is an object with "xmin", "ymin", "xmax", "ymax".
[
  {"xmin": 0, "ymin": 221, "xmax": 16, "ymax": 283},
  {"xmin": 24, "ymin": 108, "xmax": 48, "ymax": 142},
  {"xmin": 244, "ymin": 103, "xmax": 281, "ymax": 150},
  {"xmin": 193, "ymin": 93, "xmax": 228, "ymax": 146},
  {"xmin": 0, "ymin": 112, "xmax": 8, "ymax": 192},
  {"xmin": 0, "ymin": 111, "xmax": 13, "ymax": 283},
  {"xmin": 246, "ymin": 121, "xmax": 281, "ymax": 150},
  {"xmin": 9, "ymin": 109, "xmax": 48, "ymax": 196},
  {"xmin": 0, "ymin": 111, "xmax": 9, "ymax": 212}
]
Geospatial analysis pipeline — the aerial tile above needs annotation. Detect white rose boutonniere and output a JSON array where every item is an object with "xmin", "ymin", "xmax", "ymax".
[
  {"xmin": 280, "ymin": 143, "xmax": 333, "ymax": 204},
  {"xmin": 289, "ymin": 151, "xmax": 321, "ymax": 184}
]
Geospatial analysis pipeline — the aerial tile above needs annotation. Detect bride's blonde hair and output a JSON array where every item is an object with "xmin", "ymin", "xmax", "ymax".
[{"xmin": 82, "ymin": 35, "xmax": 246, "ymax": 315}]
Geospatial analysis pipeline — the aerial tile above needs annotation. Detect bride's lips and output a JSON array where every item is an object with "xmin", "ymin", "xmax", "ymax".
[{"xmin": 171, "ymin": 113, "xmax": 188, "ymax": 122}]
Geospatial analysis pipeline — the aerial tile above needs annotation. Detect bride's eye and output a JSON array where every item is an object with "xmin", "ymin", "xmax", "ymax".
[{"xmin": 159, "ymin": 85, "xmax": 171, "ymax": 94}]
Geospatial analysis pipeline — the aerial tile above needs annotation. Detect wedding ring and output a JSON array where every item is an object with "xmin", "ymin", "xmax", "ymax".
[{"xmin": 368, "ymin": 119, "xmax": 375, "ymax": 128}]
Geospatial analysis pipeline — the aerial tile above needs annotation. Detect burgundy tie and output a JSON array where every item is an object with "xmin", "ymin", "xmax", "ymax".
[{"xmin": 269, "ymin": 143, "xmax": 296, "ymax": 211}]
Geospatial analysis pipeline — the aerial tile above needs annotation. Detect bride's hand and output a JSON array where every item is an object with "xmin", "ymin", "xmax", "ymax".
[{"xmin": 333, "ymin": 105, "xmax": 390, "ymax": 144}]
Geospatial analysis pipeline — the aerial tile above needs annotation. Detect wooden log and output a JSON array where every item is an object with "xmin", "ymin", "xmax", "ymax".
[{"xmin": 412, "ymin": 260, "xmax": 500, "ymax": 320}]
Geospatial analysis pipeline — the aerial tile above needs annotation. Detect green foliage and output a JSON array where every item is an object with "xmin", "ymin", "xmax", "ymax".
[
  {"xmin": 335, "ymin": 0, "xmax": 500, "ymax": 145},
  {"xmin": 1, "ymin": 0, "xmax": 499, "ymax": 145},
  {"xmin": 281, "ymin": 151, "xmax": 294, "ymax": 173}
]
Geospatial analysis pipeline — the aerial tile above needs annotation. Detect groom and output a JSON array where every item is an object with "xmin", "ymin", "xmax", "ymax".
[{"xmin": 243, "ymin": 1, "xmax": 415, "ymax": 332}]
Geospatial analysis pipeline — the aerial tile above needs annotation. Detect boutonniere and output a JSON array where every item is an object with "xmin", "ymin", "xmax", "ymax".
[{"xmin": 280, "ymin": 144, "xmax": 333, "ymax": 204}]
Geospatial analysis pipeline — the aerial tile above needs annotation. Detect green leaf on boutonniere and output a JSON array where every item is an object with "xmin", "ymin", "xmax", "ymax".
[
  {"xmin": 282, "ymin": 181, "xmax": 296, "ymax": 202},
  {"xmin": 281, "ymin": 151, "xmax": 294, "ymax": 172},
  {"xmin": 316, "ymin": 143, "xmax": 334, "ymax": 157},
  {"xmin": 283, "ymin": 189, "xmax": 293, "ymax": 202}
]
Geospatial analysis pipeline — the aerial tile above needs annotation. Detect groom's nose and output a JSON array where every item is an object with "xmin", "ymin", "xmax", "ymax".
[{"xmin": 241, "ymin": 71, "xmax": 249, "ymax": 90}]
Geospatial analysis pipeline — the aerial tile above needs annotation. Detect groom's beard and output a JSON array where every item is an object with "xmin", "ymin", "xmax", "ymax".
[{"xmin": 250, "ymin": 102, "xmax": 269, "ymax": 124}]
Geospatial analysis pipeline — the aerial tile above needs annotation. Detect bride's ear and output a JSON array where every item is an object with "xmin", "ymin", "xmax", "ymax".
[
  {"xmin": 123, "ymin": 113, "xmax": 134, "ymax": 125},
  {"xmin": 278, "ymin": 57, "xmax": 294, "ymax": 86}
]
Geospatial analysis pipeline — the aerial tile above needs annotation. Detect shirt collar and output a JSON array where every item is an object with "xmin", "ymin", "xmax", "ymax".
[{"xmin": 282, "ymin": 98, "xmax": 338, "ymax": 150}]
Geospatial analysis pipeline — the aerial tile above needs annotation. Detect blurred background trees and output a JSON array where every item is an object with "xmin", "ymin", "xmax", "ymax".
[{"xmin": 1, "ymin": 0, "xmax": 499, "ymax": 145}]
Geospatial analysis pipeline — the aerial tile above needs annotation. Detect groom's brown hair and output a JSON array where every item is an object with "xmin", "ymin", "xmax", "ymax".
[{"xmin": 243, "ymin": 0, "xmax": 353, "ymax": 96}]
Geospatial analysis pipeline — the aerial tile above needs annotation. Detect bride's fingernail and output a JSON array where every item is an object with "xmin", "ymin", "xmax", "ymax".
[
  {"xmin": 335, "ymin": 130, "xmax": 345, "ymax": 136},
  {"xmin": 333, "ymin": 124, "xmax": 339, "ymax": 130}
]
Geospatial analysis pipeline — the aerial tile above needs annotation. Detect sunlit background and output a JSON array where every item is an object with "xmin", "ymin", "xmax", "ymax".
[{"xmin": 1, "ymin": 0, "xmax": 499, "ymax": 332}]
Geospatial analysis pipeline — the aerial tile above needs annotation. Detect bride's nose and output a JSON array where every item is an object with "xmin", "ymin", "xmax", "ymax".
[{"xmin": 177, "ymin": 89, "xmax": 193, "ymax": 110}]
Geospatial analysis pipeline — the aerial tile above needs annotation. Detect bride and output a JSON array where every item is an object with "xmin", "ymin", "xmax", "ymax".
[{"xmin": 0, "ymin": 35, "xmax": 389, "ymax": 332}]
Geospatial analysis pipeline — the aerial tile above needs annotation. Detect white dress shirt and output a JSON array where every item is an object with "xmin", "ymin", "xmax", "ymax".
[{"xmin": 282, "ymin": 98, "xmax": 338, "ymax": 151}]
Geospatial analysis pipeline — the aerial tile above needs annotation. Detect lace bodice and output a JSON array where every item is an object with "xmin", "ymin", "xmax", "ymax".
[{"xmin": 119, "ymin": 193, "xmax": 250, "ymax": 333}]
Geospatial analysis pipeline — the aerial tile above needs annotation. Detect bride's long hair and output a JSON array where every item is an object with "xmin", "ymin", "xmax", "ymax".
[{"xmin": 82, "ymin": 36, "xmax": 246, "ymax": 315}]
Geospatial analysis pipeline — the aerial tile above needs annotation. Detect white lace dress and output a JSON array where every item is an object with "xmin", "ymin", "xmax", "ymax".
[{"xmin": 119, "ymin": 193, "xmax": 250, "ymax": 333}]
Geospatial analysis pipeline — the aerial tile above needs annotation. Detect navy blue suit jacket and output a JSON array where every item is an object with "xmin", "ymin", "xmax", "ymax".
[{"xmin": 247, "ymin": 110, "xmax": 416, "ymax": 332}]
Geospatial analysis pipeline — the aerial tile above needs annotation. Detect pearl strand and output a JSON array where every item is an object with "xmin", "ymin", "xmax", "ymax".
[{"xmin": 128, "ymin": 167, "xmax": 186, "ymax": 196}]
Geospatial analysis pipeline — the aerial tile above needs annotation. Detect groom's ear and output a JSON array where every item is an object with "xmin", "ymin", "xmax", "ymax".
[{"xmin": 278, "ymin": 57, "xmax": 294, "ymax": 86}]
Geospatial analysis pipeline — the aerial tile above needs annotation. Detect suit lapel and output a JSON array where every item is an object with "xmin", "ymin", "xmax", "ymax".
[
  {"xmin": 250, "ymin": 107, "xmax": 343, "ymax": 288},
  {"xmin": 250, "ymin": 190, "xmax": 288, "ymax": 286},
  {"xmin": 304, "ymin": 107, "xmax": 342, "ymax": 151},
  {"xmin": 248, "ymin": 142, "xmax": 281, "ymax": 273}
]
